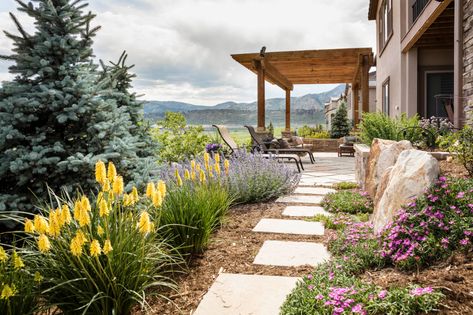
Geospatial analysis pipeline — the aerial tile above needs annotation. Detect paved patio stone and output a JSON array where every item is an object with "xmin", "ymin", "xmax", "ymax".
[
  {"xmin": 276, "ymin": 195, "xmax": 324, "ymax": 204},
  {"xmin": 252, "ymin": 218, "xmax": 324, "ymax": 235},
  {"xmin": 193, "ymin": 273, "xmax": 299, "ymax": 315},
  {"xmin": 282, "ymin": 205, "xmax": 330, "ymax": 217},
  {"xmin": 253, "ymin": 240, "xmax": 331, "ymax": 267},
  {"xmin": 294, "ymin": 187, "xmax": 336, "ymax": 195}
]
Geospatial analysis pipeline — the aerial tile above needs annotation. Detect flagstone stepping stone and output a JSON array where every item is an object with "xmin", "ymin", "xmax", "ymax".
[
  {"xmin": 252, "ymin": 218, "xmax": 324, "ymax": 235},
  {"xmin": 253, "ymin": 240, "xmax": 331, "ymax": 267},
  {"xmin": 282, "ymin": 206, "xmax": 330, "ymax": 217},
  {"xmin": 276, "ymin": 195, "xmax": 324, "ymax": 204},
  {"xmin": 294, "ymin": 187, "xmax": 336, "ymax": 195},
  {"xmin": 193, "ymin": 273, "xmax": 299, "ymax": 315}
]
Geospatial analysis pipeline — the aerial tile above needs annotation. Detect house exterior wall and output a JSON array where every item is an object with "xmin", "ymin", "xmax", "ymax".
[{"xmin": 464, "ymin": 0, "xmax": 473, "ymax": 123}]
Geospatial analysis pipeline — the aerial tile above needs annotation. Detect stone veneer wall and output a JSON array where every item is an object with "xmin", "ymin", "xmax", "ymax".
[
  {"xmin": 354, "ymin": 144, "xmax": 370, "ymax": 189},
  {"xmin": 302, "ymin": 138, "xmax": 341, "ymax": 152},
  {"xmin": 464, "ymin": 0, "xmax": 473, "ymax": 124}
]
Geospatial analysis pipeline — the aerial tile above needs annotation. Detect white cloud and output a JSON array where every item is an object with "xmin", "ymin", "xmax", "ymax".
[{"xmin": 0, "ymin": 0, "xmax": 375, "ymax": 105}]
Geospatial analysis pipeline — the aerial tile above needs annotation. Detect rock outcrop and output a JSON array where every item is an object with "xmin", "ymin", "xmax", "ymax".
[
  {"xmin": 364, "ymin": 139, "xmax": 413, "ymax": 198},
  {"xmin": 372, "ymin": 149, "xmax": 439, "ymax": 233}
]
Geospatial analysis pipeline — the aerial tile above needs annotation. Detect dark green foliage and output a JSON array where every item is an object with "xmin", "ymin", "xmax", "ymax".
[
  {"xmin": 152, "ymin": 112, "xmax": 210, "ymax": 163},
  {"xmin": 333, "ymin": 181, "xmax": 358, "ymax": 190},
  {"xmin": 0, "ymin": 0, "xmax": 154, "ymax": 223},
  {"xmin": 321, "ymin": 191, "xmax": 373, "ymax": 214},
  {"xmin": 359, "ymin": 112, "xmax": 421, "ymax": 145},
  {"xmin": 330, "ymin": 102, "xmax": 350, "ymax": 138},
  {"xmin": 454, "ymin": 126, "xmax": 473, "ymax": 176}
]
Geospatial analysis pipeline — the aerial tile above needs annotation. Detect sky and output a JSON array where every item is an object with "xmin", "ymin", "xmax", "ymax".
[{"xmin": 0, "ymin": 0, "xmax": 375, "ymax": 105}]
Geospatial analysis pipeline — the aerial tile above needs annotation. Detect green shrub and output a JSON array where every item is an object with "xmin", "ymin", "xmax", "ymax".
[
  {"xmin": 152, "ymin": 112, "xmax": 210, "ymax": 163},
  {"xmin": 305, "ymin": 131, "xmax": 331, "ymax": 139},
  {"xmin": 333, "ymin": 182, "xmax": 358, "ymax": 190},
  {"xmin": 452, "ymin": 126, "xmax": 473, "ymax": 176},
  {"xmin": 381, "ymin": 176, "xmax": 473, "ymax": 270},
  {"xmin": 359, "ymin": 112, "xmax": 421, "ymax": 145},
  {"xmin": 22, "ymin": 161, "xmax": 179, "ymax": 314},
  {"xmin": 330, "ymin": 102, "xmax": 351, "ymax": 139},
  {"xmin": 0, "ymin": 248, "xmax": 40, "ymax": 315},
  {"xmin": 321, "ymin": 191, "xmax": 373, "ymax": 214},
  {"xmin": 281, "ymin": 259, "xmax": 443, "ymax": 315},
  {"xmin": 297, "ymin": 125, "xmax": 325, "ymax": 138},
  {"xmin": 158, "ymin": 176, "xmax": 232, "ymax": 256}
]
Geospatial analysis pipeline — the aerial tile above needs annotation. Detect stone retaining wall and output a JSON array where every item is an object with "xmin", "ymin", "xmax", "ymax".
[
  {"xmin": 354, "ymin": 144, "xmax": 370, "ymax": 189},
  {"xmin": 464, "ymin": 0, "xmax": 473, "ymax": 124},
  {"xmin": 302, "ymin": 138, "xmax": 341, "ymax": 152}
]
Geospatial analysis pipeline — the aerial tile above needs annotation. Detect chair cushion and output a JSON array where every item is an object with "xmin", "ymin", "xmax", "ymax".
[
  {"xmin": 343, "ymin": 136, "xmax": 357, "ymax": 144},
  {"xmin": 277, "ymin": 139, "xmax": 290, "ymax": 149}
]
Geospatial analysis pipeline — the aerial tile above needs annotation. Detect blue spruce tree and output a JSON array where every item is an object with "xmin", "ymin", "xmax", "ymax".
[{"xmin": 0, "ymin": 0, "xmax": 155, "ymax": 221}]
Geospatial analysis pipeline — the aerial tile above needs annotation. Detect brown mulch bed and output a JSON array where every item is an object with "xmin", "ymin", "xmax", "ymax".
[
  {"xmin": 361, "ymin": 253, "xmax": 473, "ymax": 314},
  {"xmin": 440, "ymin": 159, "xmax": 469, "ymax": 178},
  {"xmin": 144, "ymin": 202, "xmax": 326, "ymax": 315}
]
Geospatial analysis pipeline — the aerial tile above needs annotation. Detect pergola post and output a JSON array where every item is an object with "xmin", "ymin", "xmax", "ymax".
[
  {"xmin": 353, "ymin": 84, "xmax": 360, "ymax": 126},
  {"xmin": 285, "ymin": 89, "xmax": 291, "ymax": 131},
  {"xmin": 361, "ymin": 55, "xmax": 370, "ymax": 113},
  {"xmin": 256, "ymin": 61, "xmax": 266, "ymax": 131}
]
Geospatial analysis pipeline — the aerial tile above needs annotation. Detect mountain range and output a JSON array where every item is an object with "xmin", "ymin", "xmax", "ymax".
[{"xmin": 144, "ymin": 84, "xmax": 346, "ymax": 126}]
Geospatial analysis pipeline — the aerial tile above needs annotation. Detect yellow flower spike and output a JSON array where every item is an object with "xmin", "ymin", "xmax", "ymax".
[
  {"xmin": 78, "ymin": 209, "xmax": 90, "ymax": 227},
  {"xmin": 215, "ymin": 153, "xmax": 220, "ymax": 164},
  {"xmin": 103, "ymin": 240, "xmax": 113, "ymax": 255},
  {"xmin": 214, "ymin": 163, "xmax": 221, "ymax": 176},
  {"xmin": 81, "ymin": 196, "xmax": 91, "ymax": 212},
  {"xmin": 99, "ymin": 198, "xmax": 109, "ymax": 217},
  {"xmin": 12, "ymin": 251, "xmax": 24, "ymax": 270},
  {"xmin": 48, "ymin": 209, "xmax": 61, "ymax": 237},
  {"xmin": 95, "ymin": 160, "xmax": 107, "ymax": 185},
  {"xmin": 184, "ymin": 169, "xmax": 190, "ymax": 180},
  {"xmin": 102, "ymin": 179, "xmax": 111, "ymax": 192},
  {"xmin": 204, "ymin": 160, "xmax": 210, "ymax": 171},
  {"xmin": 70, "ymin": 237, "xmax": 83, "ymax": 257},
  {"xmin": 146, "ymin": 182, "xmax": 155, "ymax": 198},
  {"xmin": 208, "ymin": 169, "xmax": 214, "ymax": 178},
  {"xmin": 0, "ymin": 284, "xmax": 16, "ymax": 300},
  {"xmin": 107, "ymin": 162, "xmax": 117, "ymax": 181},
  {"xmin": 204, "ymin": 152, "xmax": 210, "ymax": 164},
  {"xmin": 138, "ymin": 211, "xmax": 152, "ymax": 234},
  {"xmin": 151, "ymin": 189, "xmax": 163, "ymax": 207},
  {"xmin": 34, "ymin": 272, "xmax": 43, "ymax": 283},
  {"xmin": 191, "ymin": 170, "xmax": 196, "ymax": 181},
  {"xmin": 90, "ymin": 239, "xmax": 101, "ymax": 257},
  {"xmin": 224, "ymin": 159, "xmax": 230, "ymax": 175},
  {"xmin": 199, "ymin": 169, "xmax": 206, "ymax": 183},
  {"xmin": 190, "ymin": 160, "xmax": 196, "ymax": 171},
  {"xmin": 97, "ymin": 226, "xmax": 104, "ymax": 236},
  {"xmin": 131, "ymin": 186, "xmax": 139, "ymax": 202},
  {"xmin": 122, "ymin": 194, "xmax": 131, "ymax": 206},
  {"xmin": 62, "ymin": 204, "xmax": 71, "ymax": 224},
  {"xmin": 24, "ymin": 218, "xmax": 35, "ymax": 233},
  {"xmin": 75, "ymin": 230, "xmax": 88, "ymax": 246},
  {"xmin": 196, "ymin": 163, "xmax": 201, "ymax": 172},
  {"xmin": 112, "ymin": 175, "xmax": 124, "ymax": 196},
  {"xmin": 157, "ymin": 180, "xmax": 166, "ymax": 198},
  {"xmin": 33, "ymin": 215, "xmax": 49, "ymax": 234},
  {"xmin": 176, "ymin": 173, "xmax": 183, "ymax": 187},
  {"xmin": 38, "ymin": 234, "xmax": 51, "ymax": 253},
  {"xmin": 0, "ymin": 246, "xmax": 8, "ymax": 262}
]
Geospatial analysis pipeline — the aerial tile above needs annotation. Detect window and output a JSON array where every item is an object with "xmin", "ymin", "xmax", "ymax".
[
  {"xmin": 378, "ymin": 0, "xmax": 393, "ymax": 53},
  {"xmin": 382, "ymin": 78, "xmax": 390, "ymax": 115}
]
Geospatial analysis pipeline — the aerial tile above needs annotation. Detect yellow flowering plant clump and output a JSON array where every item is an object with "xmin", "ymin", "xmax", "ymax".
[
  {"xmin": 0, "ymin": 246, "xmax": 40, "ymax": 314},
  {"xmin": 23, "ymin": 161, "xmax": 180, "ymax": 314}
]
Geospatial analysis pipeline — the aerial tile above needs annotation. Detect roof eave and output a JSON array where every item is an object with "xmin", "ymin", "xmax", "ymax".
[{"xmin": 368, "ymin": 0, "xmax": 379, "ymax": 20}]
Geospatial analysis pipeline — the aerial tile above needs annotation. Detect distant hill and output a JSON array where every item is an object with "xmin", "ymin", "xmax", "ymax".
[{"xmin": 144, "ymin": 84, "xmax": 346, "ymax": 126}]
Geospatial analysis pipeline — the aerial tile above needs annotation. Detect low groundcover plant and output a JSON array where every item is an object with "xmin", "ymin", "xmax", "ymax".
[{"xmin": 322, "ymin": 190, "xmax": 373, "ymax": 214}]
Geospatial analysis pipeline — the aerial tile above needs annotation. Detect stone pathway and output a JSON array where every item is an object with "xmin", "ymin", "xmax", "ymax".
[{"xmin": 194, "ymin": 153, "xmax": 355, "ymax": 314}]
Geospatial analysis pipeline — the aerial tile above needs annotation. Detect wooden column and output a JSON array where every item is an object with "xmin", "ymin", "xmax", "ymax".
[
  {"xmin": 361, "ymin": 55, "xmax": 370, "ymax": 114},
  {"xmin": 285, "ymin": 89, "xmax": 291, "ymax": 131},
  {"xmin": 256, "ymin": 61, "xmax": 266, "ymax": 131},
  {"xmin": 353, "ymin": 84, "xmax": 360, "ymax": 126},
  {"xmin": 453, "ymin": 0, "xmax": 464, "ymax": 128}
]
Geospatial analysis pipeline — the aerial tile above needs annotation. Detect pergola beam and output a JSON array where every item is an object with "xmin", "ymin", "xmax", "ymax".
[{"xmin": 260, "ymin": 59, "xmax": 294, "ymax": 91}]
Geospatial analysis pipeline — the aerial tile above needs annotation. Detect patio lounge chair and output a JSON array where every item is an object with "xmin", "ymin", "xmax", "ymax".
[
  {"xmin": 212, "ymin": 124, "xmax": 303, "ymax": 172},
  {"xmin": 244, "ymin": 125, "xmax": 315, "ymax": 164}
]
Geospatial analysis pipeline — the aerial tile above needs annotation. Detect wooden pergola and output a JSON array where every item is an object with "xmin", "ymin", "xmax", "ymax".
[{"xmin": 232, "ymin": 47, "xmax": 374, "ymax": 131}]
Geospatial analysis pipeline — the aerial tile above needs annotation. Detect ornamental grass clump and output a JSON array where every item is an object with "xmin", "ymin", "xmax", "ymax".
[
  {"xmin": 321, "ymin": 190, "xmax": 373, "ymax": 214},
  {"xmin": 380, "ymin": 176, "xmax": 473, "ymax": 270},
  {"xmin": 158, "ymin": 152, "xmax": 232, "ymax": 255},
  {"xmin": 22, "ymin": 161, "xmax": 180, "ymax": 314},
  {"xmin": 0, "ymin": 247, "xmax": 40, "ymax": 315}
]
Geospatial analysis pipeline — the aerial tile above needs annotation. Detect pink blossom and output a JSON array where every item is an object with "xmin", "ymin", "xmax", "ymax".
[{"xmin": 378, "ymin": 290, "xmax": 388, "ymax": 299}]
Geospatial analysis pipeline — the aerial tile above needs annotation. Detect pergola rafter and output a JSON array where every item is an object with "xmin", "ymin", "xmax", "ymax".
[{"xmin": 232, "ymin": 47, "xmax": 374, "ymax": 131}]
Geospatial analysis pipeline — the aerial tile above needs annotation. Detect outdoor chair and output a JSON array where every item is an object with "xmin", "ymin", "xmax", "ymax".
[
  {"xmin": 244, "ymin": 125, "xmax": 315, "ymax": 164},
  {"xmin": 212, "ymin": 124, "xmax": 304, "ymax": 172},
  {"xmin": 338, "ymin": 136, "xmax": 357, "ymax": 157}
]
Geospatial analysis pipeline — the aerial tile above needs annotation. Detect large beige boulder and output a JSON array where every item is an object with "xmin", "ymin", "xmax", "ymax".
[
  {"xmin": 372, "ymin": 149, "xmax": 439, "ymax": 233},
  {"xmin": 365, "ymin": 139, "xmax": 413, "ymax": 198}
]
